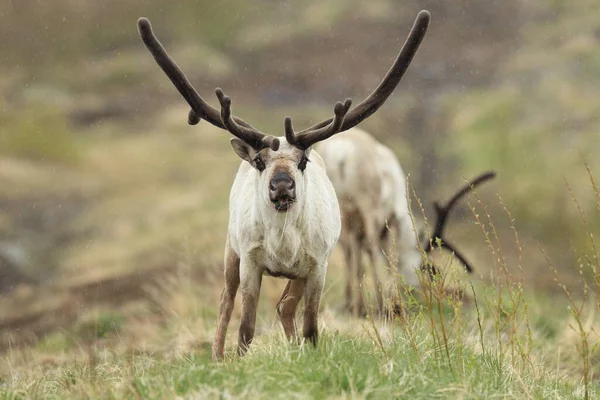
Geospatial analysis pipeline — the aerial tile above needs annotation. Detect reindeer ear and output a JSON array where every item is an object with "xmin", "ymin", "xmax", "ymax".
[{"xmin": 230, "ymin": 138, "xmax": 256, "ymax": 163}]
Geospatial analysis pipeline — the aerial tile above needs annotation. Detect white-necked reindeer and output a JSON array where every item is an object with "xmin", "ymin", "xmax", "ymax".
[
  {"xmin": 137, "ymin": 10, "xmax": 430, "ymax": 360},
  {"xmin": 317, "ymin": 128, "xmax": 495, "ymax": 316}
]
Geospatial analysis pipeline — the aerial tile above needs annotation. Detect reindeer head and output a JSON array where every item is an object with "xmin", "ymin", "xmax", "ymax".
[
  {"xmin": 228, "ymin": 138, "xmax": 306, "ymax": 213},
  {"xmin": 423, "ymin": 171, "xmax": 497, "ymax": 276},
  {"xmin": 137, "ymin": 11, "xmax": 430, "ymax": 214}
]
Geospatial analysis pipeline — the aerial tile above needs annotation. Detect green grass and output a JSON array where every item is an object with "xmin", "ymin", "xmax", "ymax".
[
  {"xmin": 3, "ymin": 323, "xmax": 596, "ymax": 399},
  {"xmin": 3, "ymin": 254, "xmax": 599, "ymax": 400},
  {"xmin": 0, "ymin": 103, "xmax": 80, "ymax": 165}
]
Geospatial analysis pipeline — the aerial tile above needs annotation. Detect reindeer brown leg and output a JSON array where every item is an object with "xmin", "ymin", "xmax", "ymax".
[
  {"xmin": 276, "ymin": 278, "xmax": 306, "ymax": 342},
  {"xmin": 237, "ymin": 263, "xmax": 262, "ymax": 356},
  {"xmin": 351, "ymin": 235, "xmax": 367, "ymax": 317},
  {"xmin": 366, "ymin": 243, "xmax": 385, "ymax": 314},
  {"xmin": 303, "ymin": 266, "xmax": 326, "ymax": 346},
  {"xmin": 380, "ymin": 217, "xmax": 400, "ymax": 273},
  {"xmin": 212, "ymin": 241, "xmax": 240, "ymax": 361},
  {"xmin": 339, "ymin": 209, "xmax": 356, "ymax": 314},
  {"xmin": 380, "ymin": 218, "xmax": 406, "ymax": 315},
  {"xmin": 341, "ymin": 238, "xmax": 355, "ymax": 313},
  {"xmin": 364, "ymin": 220, "xmax": 384, "ymax": 314}
]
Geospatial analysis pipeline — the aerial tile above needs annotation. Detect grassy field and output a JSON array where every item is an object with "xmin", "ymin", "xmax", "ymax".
[
  {"xmin": 3, "ymin": 322, "xmax": 596, "ymax": 399},
  {"xmin": 3, "ymin": 261, "xmax": 600, "ymax": 399}
]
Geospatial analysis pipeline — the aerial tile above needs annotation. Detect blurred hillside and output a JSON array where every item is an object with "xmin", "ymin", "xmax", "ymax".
[{"xmin": 0, "ymin": 0, "xmax": 599, "ymax": 344}]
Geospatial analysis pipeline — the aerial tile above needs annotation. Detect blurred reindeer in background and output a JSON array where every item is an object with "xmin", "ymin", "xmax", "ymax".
[{"xmin": 318, "ymin": 128, "xmax": 495, "ymax": 316}]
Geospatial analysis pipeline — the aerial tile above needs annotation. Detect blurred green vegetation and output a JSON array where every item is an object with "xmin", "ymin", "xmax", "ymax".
[
  {"xmin": 76, "ymin": 311, "xmax": 125, "ymax": 340},
  {"xmin": 0, "ymin": 102, "xmax": 80, "ymax": 164}
]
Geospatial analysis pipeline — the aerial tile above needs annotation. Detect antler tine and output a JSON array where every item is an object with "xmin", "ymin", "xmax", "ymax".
[
  {"xmin": 440, "ymin": 241, "xmax": 474, "ymax": 273},
  {"xmin": 188, "ymin": 110, "xmax": 201, "ymax": 125},
  {"xmin": 442, "ymin": 171, "xmax": 496, "ymax": 216},
  {"xmin": 286, "ymin": 99, "xmax": 352, "ymax": 149},
  {"xmin": 300, "ymin": 10, "xmax": 430, "ymax": 134},
  {"xmin": 138, "ymin": 18, "xmax": 223, "ymax": 127},
  {"xmin": 424, "ymin": 171, "xmax": 497, "ymax": 274},
  {"xmin": 215, "ymin": 89, "xmax": 280, "ymax": 151},
  {"xmin": 138, "ymin": 18, "xmax": 278, "ymax": 150},
  {"xmin": 284, "ymin": 116, "xmax": 296, "ymax": 146}
]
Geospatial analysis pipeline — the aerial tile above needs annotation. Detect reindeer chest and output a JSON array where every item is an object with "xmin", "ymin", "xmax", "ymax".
[{"xmin": 253, "ymin": 224, "xmax": 316, "ymax": 279}]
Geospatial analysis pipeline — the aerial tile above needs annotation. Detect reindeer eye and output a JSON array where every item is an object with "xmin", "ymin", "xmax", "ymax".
[
  {"xmin": 298, "ymin": 155, "xmax": 310, "ymax": 171},
  {"xmin": 253, "ymin": 156, "xmax": 265, "ymax": 172}
]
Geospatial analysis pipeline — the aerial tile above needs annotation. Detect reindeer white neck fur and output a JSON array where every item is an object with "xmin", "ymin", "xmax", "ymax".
[{"xmin": 227, "ymin": 139, "xmax": 340, "ymax": 274}]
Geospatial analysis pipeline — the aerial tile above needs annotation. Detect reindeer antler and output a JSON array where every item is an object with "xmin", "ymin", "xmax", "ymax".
[
  {"xmin": 287, "ymin": 10, "xmax": 430, "ymax": 150},
  {"xmin": 284, "ymin": 99, "xmax": 352, "ymax": 149},
  {"xmin": 183, "ymin": 11, "xmax": 429, "ymax": 151},
  {"xmin": 137, "ymin": 18, "xmax": 280, "ymax": 151},
  {"xmin": 138, "ymin": 10, "xmax": 430, "ymax": 152},
  {"xmin": 423, "ymin": 171, "xmax": 497, "ymax": 275}
]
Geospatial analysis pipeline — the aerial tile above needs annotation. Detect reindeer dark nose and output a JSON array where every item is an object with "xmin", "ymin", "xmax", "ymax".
[
  {"xmin": 269, "ymin": 171, "xmax": 296, "ymax": 212},
  {"xmin": 269, "ymin": 171, "xmax": 295, "ymax": 192}
]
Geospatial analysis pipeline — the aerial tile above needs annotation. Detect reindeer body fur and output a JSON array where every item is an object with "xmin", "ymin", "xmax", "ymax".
[
  {"xmin": 213, "ymin": 139, "xmax": 341, "ymax": 360},
  {"xmin": 228, "ymin": 141, "xmax": 340, "ymax": 280},
  {"xmin": 316, "ymin": 128, "xmax": 420, "ymax": 315}
]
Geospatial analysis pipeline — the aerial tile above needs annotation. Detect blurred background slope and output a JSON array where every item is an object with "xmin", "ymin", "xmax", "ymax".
[{"xmin": 0, "ymin": 0, "xmax": 598, "ymax": 347}]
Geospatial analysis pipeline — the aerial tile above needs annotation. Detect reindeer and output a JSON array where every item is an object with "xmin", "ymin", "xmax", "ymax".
[
  {"xmin": 316, "ymin": 128, "xmax": 495, "ymax": 316},
  {"xmin": 137, "ymin": 10, "xmax": 430, "ymax": 360}
]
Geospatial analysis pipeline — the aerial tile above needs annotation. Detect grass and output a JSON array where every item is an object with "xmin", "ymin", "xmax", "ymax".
[
  {"xmin": 0, "ymin": 103, "xmax": 80, "ymax": 165},
  {"xmin": 0, "ymin": 336, "xmax": 576, "ymax": 399},
  {"xmin": 3, "ymin": 184, "xmax": 600, "ymax": 399},
  {"xmin": 2, "ymin": 293, "xmax": 598, "ymax": 399}
]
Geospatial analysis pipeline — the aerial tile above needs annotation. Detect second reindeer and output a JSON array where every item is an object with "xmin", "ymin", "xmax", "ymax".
[{"xmin": 318, "ymin": 127, "xmax": 495, "ymax": 316}]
